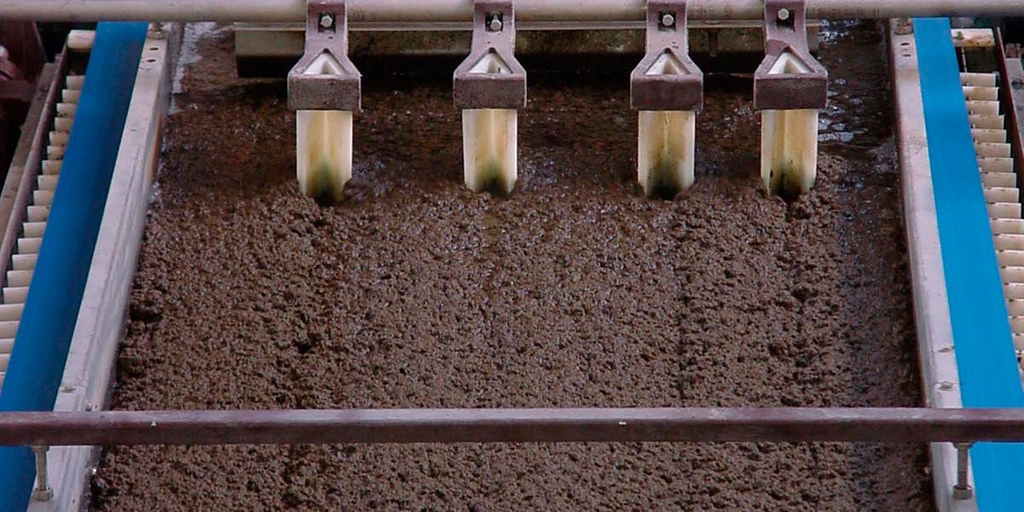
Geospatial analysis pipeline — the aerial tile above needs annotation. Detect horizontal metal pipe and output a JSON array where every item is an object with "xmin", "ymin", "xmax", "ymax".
[
  {"xmin": 2, "ymin": 408, "xmax": 1024, "ymax": 446},
  {"xmin": 3, "ymin": 0, "xmax": 1024, "ymax": 23}
]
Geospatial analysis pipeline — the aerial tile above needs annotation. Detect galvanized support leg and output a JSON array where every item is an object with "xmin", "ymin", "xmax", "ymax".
[
  {"xmin": 630, "ymin": 0, "xmax": 703, "ymax": 198},
  {"xmin": 287, "ymin": 0, "xmax": 361, "ymax": 202},
  {"xmin": 453, "ymin": 0, "xmax": 527, "ymax": 195},
  {"xmin": 753, "ymin": 0, "xmax": 827, "ymax": 198},
  {"xmin": 31, "ymin": 445, "xmax": 53, "ymax": 501}
]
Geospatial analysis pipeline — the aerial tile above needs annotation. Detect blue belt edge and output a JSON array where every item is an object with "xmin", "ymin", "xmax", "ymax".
[
  {"xmin": 0, "ymin": 22, "xmax": 147, "ymax": 512},
  {"xmin": 915, "ymin": 18, "xmax": 1024, "ymax": 511}
]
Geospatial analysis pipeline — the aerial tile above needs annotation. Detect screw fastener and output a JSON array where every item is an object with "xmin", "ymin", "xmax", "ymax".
[
  {"xmin": 319, "ymin": 13, "xmax": 335, "ymax": 29},
  {"xmin": 953, "ymin": 443, "xmax": 974, "ymax": 500},
  {"xmin": 777, "ymin": 8, "xmax": 791, "ymax": 21},
  {"xmin": 488, "ymin": 14, "xmax": 503, "ymax": 32},
  {"xmin": 660, "ymin": 12, "xmax": 676, "ymax": 28},
  {"xmin": 31, "ymin": 446, "xmax": 53, "ymax": 501}
]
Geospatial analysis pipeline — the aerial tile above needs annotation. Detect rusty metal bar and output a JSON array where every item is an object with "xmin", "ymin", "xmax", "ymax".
[
  {"xmin": 997, "ymin": 30, "xmax": 1024, "ymax": 192},
  {"xmin": 1, "ymin": 408, "xmax": 1024, "ymax": 446},
  {"xmin": 3, "ymin": 0, "xmax": 1024, "ymax": 24}
]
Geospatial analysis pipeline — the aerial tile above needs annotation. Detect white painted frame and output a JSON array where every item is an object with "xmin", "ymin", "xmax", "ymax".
[{"xmin": 889, "ymin": 20, "xmax": 977, "ymax": 512}]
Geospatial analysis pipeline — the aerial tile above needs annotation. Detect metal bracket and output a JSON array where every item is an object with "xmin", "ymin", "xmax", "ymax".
[
  {"xmin": 630, "ymin": 0, "xmax": 703, "ymax": 111},
  {"xmin": 753, "ymin": 0, "xmax": 827, "ymax": 111},
  {"xmin": 287, "ymin": 0, "xmax": 361, "ymax": 111},
  {"xmin": 453, "ymin": 0, "xmax": 527, "ymax": 109}
]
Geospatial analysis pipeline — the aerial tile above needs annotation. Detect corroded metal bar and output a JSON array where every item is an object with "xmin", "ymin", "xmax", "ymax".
[
  {"xmin": 2, "ymin": 0, "xmax": 1024, "ymax": 24},
  {"xmin": 1, "ymin": 408, "xmax": 1024, "ymax": 446}
]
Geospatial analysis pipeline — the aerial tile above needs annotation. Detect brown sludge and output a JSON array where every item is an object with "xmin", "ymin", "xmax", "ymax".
[{"xmin": 90, "ymin": 21, "xmax": 933, "ymax": 511}]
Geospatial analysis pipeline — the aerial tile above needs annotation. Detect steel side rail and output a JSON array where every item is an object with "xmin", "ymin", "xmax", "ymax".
[{"xmin": 0, "ymin": 408, "xmax": 1023, "ymax": 446}]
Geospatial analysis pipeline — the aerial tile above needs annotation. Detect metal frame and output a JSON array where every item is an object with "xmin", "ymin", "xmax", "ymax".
[
  {"xmin": 0, "ymin": 1, "xmax": 1021, "ymax": 506},
  {"xmin": 3, "ymin": 0, "xmax": 1024, "ymax": 24},
  {"xmin": 889, "ymin": 18, "xmax": 975, "ymax": 510}
]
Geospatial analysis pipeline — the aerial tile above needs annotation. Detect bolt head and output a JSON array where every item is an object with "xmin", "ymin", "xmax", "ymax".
[
  {"xmin": 660, "ymin": 12, "xmax": 676, "ymax": 28},
  {"xmin": 488, "ymin": 15, "xmax": 503, "ymax": 32},
  {"xmin": 939, "ymin": 381, "xmax": 954, "ymax": 391},
  {"xmin": 777, "ymin": 8, "xmax": 791, "ymax": 21},
  {"xmin": 319, "ymin": 13, "xmax": 335, "ymax": 29}
]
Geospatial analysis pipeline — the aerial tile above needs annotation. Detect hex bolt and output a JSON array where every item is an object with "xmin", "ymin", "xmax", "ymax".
[
  {"xmin": 147, "ymin": 22, "xmax": 165, "ymax": 40},
  {"xmin": 660, "ymin": 12, "xmax": 676, "ymax": 28},
  {"xmin": 319, "ymin": 12, "xmax": 335, "ymax": 30},
  {"xmin": 31, "ymin": 446, "xmax": 53, "ymax": 502},
  {"xmin": 953, "ymin": 442, "xmax": 974, "ymax": 500},
  {"xmin": 777, "ymin": 8, "xmax": 791, "ymax": 21},
  {"xmin": 488, "ymin": 14, "xmax": 503, "ymax": 32}
]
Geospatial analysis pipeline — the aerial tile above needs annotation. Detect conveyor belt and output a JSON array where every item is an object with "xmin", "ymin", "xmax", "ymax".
[
  {"xmin": 0, "ymin": 22, "xmax": 147, "ymax": 512},
  {"xmin": 962, "ymin": 71, "xmax": 1024, "ymax": 383},
  {"xmin": 915, "ymin": 17, "xmax": 1024, "ymax": 512}
]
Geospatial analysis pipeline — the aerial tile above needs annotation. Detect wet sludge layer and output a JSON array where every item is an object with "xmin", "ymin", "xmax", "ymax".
[{"xmin": 90, "ymin": 21, "xmax": 933, "ymax": 511}]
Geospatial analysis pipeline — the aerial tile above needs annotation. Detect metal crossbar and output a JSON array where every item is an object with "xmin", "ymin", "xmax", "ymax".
[{"xmin": 1, "ymin": 407, "xmax": 1023, "ymax": 446}]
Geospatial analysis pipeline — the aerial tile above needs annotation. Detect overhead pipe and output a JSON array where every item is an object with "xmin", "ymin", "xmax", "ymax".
[{"xmin": 2, "ymin": 0, "xmax": 1024, "ymax": 24}]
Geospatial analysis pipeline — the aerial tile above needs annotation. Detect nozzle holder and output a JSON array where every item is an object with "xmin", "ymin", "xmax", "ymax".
[
  {"xmin": 453, "ymin": 0, "xmax": 527, "ymax": 109},
  {"xmin": 753, "ymin": 0, "xmax": 827, "ymax": 111},
  {"xmin": 288, "ymin": 0, "xmax": 361, "ymax": 111},
  {"xmin": 630, "ymin": 0, "xmax": 703, "ymax": 111}
]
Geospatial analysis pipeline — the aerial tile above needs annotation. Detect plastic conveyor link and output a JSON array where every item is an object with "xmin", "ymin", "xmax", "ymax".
[
  {"xmin": 962, "ymin": 71, "xmax": 1024, "ymax": 382},
  {"xmin": 0, "ymin": 54, "xmax": 87, "ymax": 391}
]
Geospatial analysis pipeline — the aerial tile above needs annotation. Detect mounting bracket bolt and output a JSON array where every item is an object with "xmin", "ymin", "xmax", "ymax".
[
  {"xmin": 952, "ymin": 442, "xmax": 974, "ymax": 500},
  {"xmin": 319, "ymin": 12, "xmax": 335, "ymax": 29},
  {"xmin": 487, "ymin": 13, "xmax": 503, "ymax": 32},
  {"xmin": 31, "ymin": 446, "xmax": 53, "ymax": 501}
]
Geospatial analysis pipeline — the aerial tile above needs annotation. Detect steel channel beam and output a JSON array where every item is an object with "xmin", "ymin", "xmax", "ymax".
[
  {"xmin": 1, "ymin": 408, "xmax": 1024, "ymax": 446},
  {"xmin": 2, "ymin": 0, "xmax": 1024, "ymax": 24}
]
